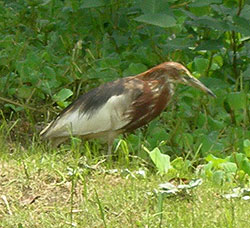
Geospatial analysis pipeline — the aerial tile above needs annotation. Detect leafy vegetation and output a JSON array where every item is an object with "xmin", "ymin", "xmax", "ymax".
[{"xmin": 1, "ymin": 0, "xmax": 250, "ymax": 227}]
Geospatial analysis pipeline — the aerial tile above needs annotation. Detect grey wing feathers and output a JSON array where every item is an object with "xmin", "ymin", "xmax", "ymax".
[{"xmin": 40, "ymin": 78, "xmax": 144, "ymax": 139}]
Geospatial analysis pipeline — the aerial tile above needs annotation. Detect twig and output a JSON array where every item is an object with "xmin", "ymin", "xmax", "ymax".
[
  {"xmin": 0, "ymin": 96, "xmax": 42, "ymax": 112},
  {"xmin": 231, "ymin": 31, "xmax": 238, "ymax": 79},
  {"xmin": 231, "ymin": 0, "xmax": 244, "ymax": 80},
  {"xmin": 1, "ymin": 195, "xmax": 13, "ymax": 215},
  {"xmin": 205, "ymin": 52, "xmax": 214, "ymax": 77},
  {"xmin": 171, "ymin": 1, "xmax": 190, "ymax": 8}
]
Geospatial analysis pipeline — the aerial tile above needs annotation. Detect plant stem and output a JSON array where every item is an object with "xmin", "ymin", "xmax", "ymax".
[
  {"xmin": 231, "ymin": 0, "xmax": 244, "ymax": 80},
  {"xmin": 205, "ymin": 52, "xmax": 214, "ymax": 77}
]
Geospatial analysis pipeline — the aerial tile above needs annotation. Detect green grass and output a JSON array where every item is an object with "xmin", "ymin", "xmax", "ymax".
[{"xmin": 0, "ymin": 133, "xmax": 250, "ymax": 228}]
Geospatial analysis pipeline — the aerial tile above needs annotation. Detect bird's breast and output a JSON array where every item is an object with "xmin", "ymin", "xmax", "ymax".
[
  {"xmin": 150, "ymin": 83, "xmax": 173, "ymax": 118},
  {"xmin": 123, "ymin": 81, "xmax": 173, "ymax": 131}
]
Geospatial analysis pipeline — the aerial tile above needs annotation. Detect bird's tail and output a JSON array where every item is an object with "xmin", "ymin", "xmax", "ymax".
[{"xmin": 40, "ymin": 121, "xmax": 54, "ymax": 139}]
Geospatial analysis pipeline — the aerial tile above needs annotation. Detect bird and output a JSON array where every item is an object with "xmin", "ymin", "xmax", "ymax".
[{"xmin": 40, "ymin": 62, "xmax": 216, "ymax": 154}]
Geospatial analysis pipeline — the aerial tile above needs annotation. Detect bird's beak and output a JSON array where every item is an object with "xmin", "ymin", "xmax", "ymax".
[{"xmin": 184, "ymin": 73, "xmax": 216, "ymax": 98}]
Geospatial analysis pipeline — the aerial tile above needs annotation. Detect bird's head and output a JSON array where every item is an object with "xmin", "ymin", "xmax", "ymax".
[{"xmin": 158, "ymin": 62, "xmax": 216, "ymax": 97}]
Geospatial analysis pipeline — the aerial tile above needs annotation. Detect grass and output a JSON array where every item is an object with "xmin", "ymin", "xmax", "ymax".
[{"xmin": 0, "ymin": 130, "xmax": 250, "ymax": 228}]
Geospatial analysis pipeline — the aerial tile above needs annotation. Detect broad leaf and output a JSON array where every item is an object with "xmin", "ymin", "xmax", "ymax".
[
  {"xmin": 81, "ymin": 0, "xmax": 106, "ymax": 8},
  {"xmin": 138, "ymin": 0, "xmax": 170, "ymax": 14},
  {"xmin": 233, "ymin": 16, "xmax": 250, "ymax": 36},
  {"xmin": 242, "ymin": 159, "xmax": 250, "ymax": 175},
  {"xmin": 211, "ymin": 5, "xmax": 237, "ymax": 17},
  {"xmin": 186, "ymin": 16, "xmax": 233, "ymax": 31},
  {"xmin": 220, "ymin": 162, "xmax": 237, "ymax": 173},
  {"xmin": 195, "ymin": 40, "xmax": 224, "ymax": 51},
  {"xmin": 244, "ymin": 139, "xmax": 250, "ymax": 158},
  {"xmin": 227, "ymin": 92, "xmax": 246, "ymax": 110},
  {"xmin": 190, "ymin": 0, "xmax": 222, "ymax": 7},
  {"xmin": 241, "ymin": 4, "xmax": 250, "ymax": 20},
  {"xmin": 17, "ymin": 87, "xmax": 33, "ymax": 99},
  {"xmin": 53, "ymin": 88, "xmax": 73, "ymax": 102},
  {"xmin": 212, "ymin": 170, "xmax": 225, "ymax": 185},
  {"xmin": 243, "ymin": 66, "xmax": 250, "ymax": 79},
  {"xmin": 229, "ymin": 153, "xmax": 250, "ymax": 175},
  {"xmin": 126, "ymin": 63, "xmax": 148, "ymax": 75},
  {"xmin": 163, "ymin": 38, "xmax": 195, "ymax": 52},
  {"xmin": 135, "ymin": 13, "xmax": 176, "ymax": 28},
  {"xmin": 194, "ymin": 57, "xmax": 209, "ymax": 74},
  {"xmin": 206, "ymin": 154, "xmax": 226, "ymax": 168},
  {"xmin": 149, "ymin": 147, "xmax": 171, "ymax": 174}
]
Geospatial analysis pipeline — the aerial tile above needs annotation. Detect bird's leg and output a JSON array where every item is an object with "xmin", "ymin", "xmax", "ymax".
[
  {"xmin": 107, "ymin": 137, "xmax": 114, "ymax": 156},
  {"xmin": 108, "ymin": 143, "xmax": 112, "ymax": 156},
  {"xmin": 107, "ymin": 132, "xmax": 117, "ymax": 156}
]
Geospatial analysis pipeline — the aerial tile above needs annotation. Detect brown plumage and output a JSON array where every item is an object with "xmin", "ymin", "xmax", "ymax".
[{"xmin": 40, "ymin": 62, "xmax": 215, "ymax": 153}]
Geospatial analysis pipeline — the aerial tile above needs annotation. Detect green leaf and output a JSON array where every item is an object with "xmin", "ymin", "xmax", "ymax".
[
  {"xmin": 206, "ymin": 154, "xmax": 226, "ymax": 168},
  {"xmin": 177, "ymin": 133, "xmax": 193, "ymax": 149},
  {"xmin": 98, "ymin": 69, "xmax": 120, "ymax": 82},
  {"xmin": 53, "ymin": 88, "xmax": 73, "ymax": 102},
  {"xmin": 138, "ymin": 0, "xmax": 170, "ymax": 14},
  {"xmin": 17, "ymin": 87, "xmax": 33, "ymax": 99},
  {"xmin": 43, "ymin": 66, "xmax": 56, "ymax": 79},
  {"xmin": 26, "ymin": 52, "xmax": 42, "ymax": 69},
  {"xmin": 123, "ymin": 63, "xmax": 148, "ymax": 76},
  {"xmin": 229, "ymin": 153, "xmax": 250, "ymax": 175},
  {"xmin": 212, "ymin": 55, "xmax": 224, "ymax": 68},
  {"xmin": 163, "ymin": 38, "xmax": 195, "ymax": 52},
  {"xmin": 197, "ymin": 113, "xmax": 206, "ymax": 127},
  {"xmin": 199, "ymin": 132, "xmax": 223, "ymax": 156},
  {"xmin": 81, "ymin": 0, "xmax": 106, "ymax": 8},
  {"xmin": 149, "ymin": 147, "xmax": 171, "ymax": 174},
  {"xmin": 4, "ymin": 104, "xmax": 23, "ymax": 112},
  {"xmin": 135, "ymin": 13, "xmax": 176, "ymax": 28},
  {"xmin": 229, "ymin": 153, "xmax": 244, "ymax": 165},
  {"xmin": 194, "ymin": 57, "xmax": 209, "ymax": 74},
  {"xmin": 244, "ymin": 139, "xmax": 250, "ymax": 157},
  {"xmin": 171, "ymin": 157, "xmax": 191, "ymax": 172},
  {"xmin": 146, "ymin": 126, "xmax": 169, "ymax": 149},
  {"xmin": 233, "ymin": 16, "xmax": 250, "ymax": 36},
  {"xmin": 220, "ymin": 162, "xmax": 237, "ymax": 173},
  {"xmin": 98, "ymin": 56, "xmax": 121, "ymax": 68},
  {"xmin": 243, "ymin": 66, "xmax": 250, "ymax": 79},
  {"xmin": 207, "ymin": 116, "xmax": 224, "ymax": 131},
  {"xmin": 227, "ymin": 92, "xmax": 246, "ymax": 110},
  {"xmin": 171, "ymin": 157, "xmax": 184, "ymax": 170},
  {"xmin": 211, "ymin": 5, "xmax": 236, "ymax": 17},
  {"xmin": 241, "ymin": 4, "xmax": 250, "ymax": 20},
  {"xmin": 195, "ymin": 40, "xmax": 224, "ymax": 51},
  {"xmin": 212, "ymin": 170, "xmax": 225, "ymax": 185},
  {"xmin": 190, "ymin": 0, "xmax": 222, "ymax": 7},
  {"xmin": 186, "ymin": 16, "xmax": 233, "ymax": 31},
  {"xmin": 242, "ymin": 158, "xmax": 250, "ymax": 175}
]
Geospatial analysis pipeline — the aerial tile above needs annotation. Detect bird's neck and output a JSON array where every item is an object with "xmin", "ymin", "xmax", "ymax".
[
  {"xmin": 167, "ymin": 82, "xmax": 175, "ymax": 98},
  {"xmin": 136, "ymin": 67, "xmax": 168, "ymax": 81},
  {"xmin": 135, "ymin": 69, "xmax": 175, "ymax": 97}
]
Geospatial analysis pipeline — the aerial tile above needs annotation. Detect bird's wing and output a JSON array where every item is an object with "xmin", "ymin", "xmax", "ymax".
[{"xmin": 40, "ymin": 78, "xmax": 144, "ymax": 139}]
